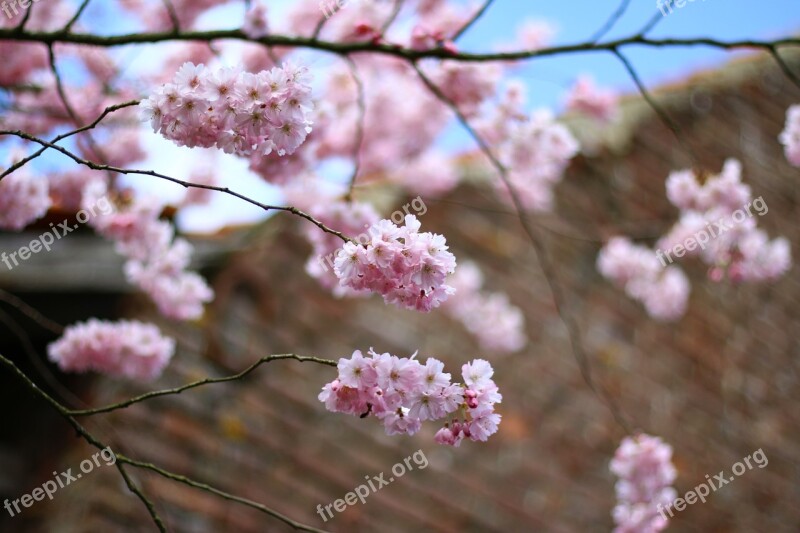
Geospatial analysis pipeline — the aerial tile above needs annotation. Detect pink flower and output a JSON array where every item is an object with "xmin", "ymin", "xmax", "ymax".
[
  {"xmin": 319, "ymin": 350, "xmax": 501, "ymax": 445},
  {"xmin": 334, "ymin": 215, "xmax": 457, "ymax": 312},
  {"xmin": 48, "ymin": 319, "xmax": 175, "ymax": 382},
  {"xmin": 443, "ymin": 261, "xmax": 527, "ymax": 353},
  {"xmin": 565, "ymin": 75, "xmax": 618, "ymax": 123},
  {"xmin": 243, "ymin": 2, "xmax": 269, "ymax": 39},
  {"xmin": 84, "ymin": 181, "xmax": 213, "ymax": 321},
  {"xmin": 610, "ymin": 434, "xmax": 677, "ymax": 533},
  {"xmin": 140, "ymin": 62, "xmax": 313, "ymax": 158},
  {"xmin": 0, "ymin": 165, "xmax": 51, "ymax": 231}
]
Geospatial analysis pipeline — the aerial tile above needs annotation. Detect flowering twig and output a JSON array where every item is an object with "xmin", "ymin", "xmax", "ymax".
[
  {"xmin": 67, "ymin": 353, "xmax": 337, "ymax": 417},
  {"xmin": 0, "ymin": 130, "xmax": 354, "ymax": 242}
]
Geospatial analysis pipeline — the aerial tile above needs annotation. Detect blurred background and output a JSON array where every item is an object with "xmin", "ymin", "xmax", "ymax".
[{"xmin": 1, "ymin": 1, "xmax": 799, "ymax": 532}]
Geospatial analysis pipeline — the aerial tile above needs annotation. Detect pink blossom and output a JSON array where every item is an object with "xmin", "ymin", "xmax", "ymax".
[
  {"xmin": 428, "ymin": 61, "xmax": 501, "ymax": 117},
  {"xmin": 478, "ymin": 97, "xmax": 579, "ymax": 211},
  {"xmin": 84, "ymin": 181, "xmax": 213, "ymax": 321},
  {"xmin": 0, "ymin": 165, "xmax": 51, "ymax": 231},
  {"xmin": 48, "ymin": 319, "xmax": 175, "ymax": 382},
  {"xmin": 444, "ymin": 261, "xmax": 527, "ymax": 353},
  {"xmin": 597, "ymin": 237, "xmax": 690, "ymax": 322},
  {"xmin": 565, "ymin": 76, "xmax": 618, "ymax": 123},
  {"xmin": 610, "ymin": 434, "xmax": 677, "ymax": 533},
  {"xmin": 243, "ymin": 2, "xmax": 270, "ymax": 39},
  {"xmin": 334, "ymin": 215, "xmax": 457, "ymax": 312},
  {"xmin": 140, "ymin": 62, "xmax": 314, "ymax": 157},
  {"xmin": 320, "ymin": 349, "xmax": 501, "ymax": 445}
]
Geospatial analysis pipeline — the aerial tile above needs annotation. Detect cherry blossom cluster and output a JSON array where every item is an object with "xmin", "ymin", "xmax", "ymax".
[
  {"xmin": 48, "ymin": 319, "xmax": 175, "ymax": 382},
  {"xmin": 139, "ymin": 61, "xmax": 313, "ymax": 157},
  {"xmin": 597, "ymin": 237, "xmax": 690, "ymax": 322},
  {"xmin": 304, "ymin": 198, "xmax": 380, "ymax": 296},
  {"xmin": 565, "ymin": 75, "xmax": 619, "ymax": 123},
  {"xmin": 610, "ymin": 434, "xmax": 677, "ymax": 533},
  {"xmin": 598, "ymin": 160, "xmax": 791, "ymax": 320},
  {"xmin": 779, "ymin": 104, "xmax": 800, "ymax": 166},
  {"xmin": 83, "ymin": 181, "xmax": 213, "ymax": 321},
  {"xmin": 0, "ymin": 161, "xmax": 51, "ymax": 231},
  {"xmin": 319, "ymin": 349, "xmax": 501, "ymax": 445},
  {"xmin": 334, "ymin": 215, "xmax": 457, "ymax": 312},
  {"xmin": 477, "ymin": 83, "xmax": 580, "ymax": 211},
  {"xmin": 444, "ymin": 261, "xmax": 527, "ymax": 353},
  {"xmin": 661, "ymin": 159, "xmax": 791, "ymax": 283}
]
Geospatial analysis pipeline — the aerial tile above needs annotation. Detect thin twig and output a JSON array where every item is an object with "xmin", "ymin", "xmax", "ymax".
[
  {"xmin": 118, "ymin": 455, "xmax": 331, "ymax": 533},
  {"xmin": 613, "ymin": 48, "xmax": 698, "ymax": 166},
  {"xmin": 0, "ymin": 288, "xmax": 64, "ymax": 334},
  {"xmin": 0, "ymin": 130, "xmax": 354, "ymax": 242},
  {"xmin": 590, "ymin": 0, "xmax": 631, "ymax": 43},
  {"xmin": 62, "ymin": 0, "xmax": 92, "ymax": 33},
  {"xmin": 0, "ymin": 352, "xmax": 168, "ymax": 531},
  {"xmin": 344, "ymin": 56, "xmax": 367, "ymax": 200},
  {"xmin": 0, "ymin": 100, "xmax": 138, "ymax": 181},
  {"xmin": 163, "ymin": 0, "xmax": 180, "ymax": 33},
  {"xmin": 452, "ymin": 0, "xmax": 496, "ymax": 42},
  {"xmin": 68, "ymin": 354, "xmax": 337, "ymax": 416}
]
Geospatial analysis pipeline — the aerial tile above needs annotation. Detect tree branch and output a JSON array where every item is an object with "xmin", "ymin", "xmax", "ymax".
[
  {"xmin": 68, "ymin": 353, "xmax": 337, "ymax": 417},
  {"xmin": 0, "ymin": 130, "xmax": 354, "ymax": 243}
]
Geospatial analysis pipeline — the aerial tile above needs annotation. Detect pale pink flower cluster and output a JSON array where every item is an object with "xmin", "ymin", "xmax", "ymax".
[
  {"xmin": 475, "ymin": 84, "xmax": 579, "ymax": 211},
  {"xmin": 444, "ymin": 261, "xmax": 527, "ymax": 353},
  {"xmin": 319, "ymin": 349, "xmax": 501, "ymax": 445},
  {"xmin": 334, "ymin": 215, "xmax": 457, "ymax": 312},
  {"xmin": 304, "ymin": 199, "xmax": 380, "ymax": 295},
  {"xmin": 48, "ymin": 319, "xmax": 175, "ymax": 382},
  {"xmin": 409, "ymin": 1, "xmax": 466, "ymax": 51},
  {"xmin": 0, "ymin": 42, "xmax": 48, "ymax": 85},
  {"xmin": 242, "ymin": 1, "xmax": 270, "ymax": 39},
  {"xmin": 84, "ymin": 181, "xmax": 213, "ymax": 321},
  {"xmin": 565, "ymin": 75, "xmax": 618, "ymax": 123},
  {"xmin": 597, "ymin": 237, "xmax": 690, "ymax": 321},
  {"xmin": 610, "ymin": 434, "xmax": 677, "ymax": 533},
  {"xmin": 779, "ymin": 104, "xmax": 800, "ymax": 166},
  {"xmin": 661, "ymin": 159, "xmax": 791, "ymax": 282},
  {"xmin": 319, "ymin": 59, "xmax": 449, "ymax": 179},
  {"xmin": 394, "ymin": 150, "xmax": 460, "ymax": 196},
  {"xmin": 0, "ymin": 165, "xmax": 51, "ymax": 231},
  {"xmin": 140, "ymin": 61, "xmax": 313, "ymax": 157},
  {"xmin": 47, "ymin": 170, "xmax": 101, "ymax": 211},
  {"xmin": 599, "ymin": 160, "xmax": 791, "ymax": 320},
  {"xmin": 430, "ymin": 61, "xmax": 502, "ymax": 117}
]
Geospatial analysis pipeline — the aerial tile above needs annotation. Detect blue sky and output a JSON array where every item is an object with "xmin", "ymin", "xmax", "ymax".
[
  {"xmin": 6, "ymin": 0, "xmax": 800, "ymax": 232},
  {"xmin": 459, "ymin": 0, "xmax": 800, "ymax": 109}
]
